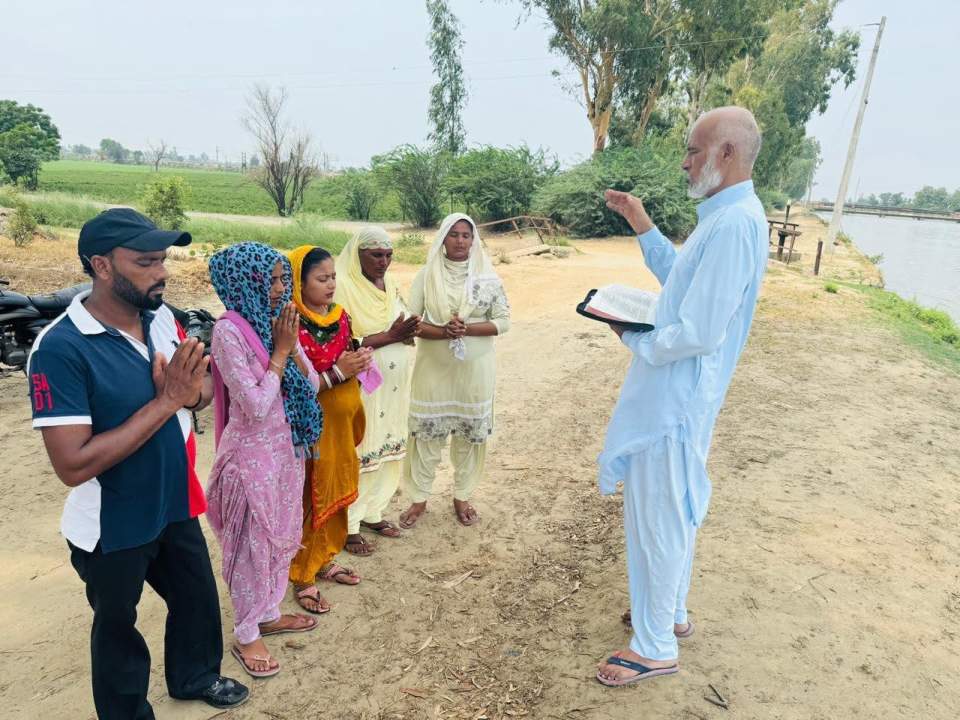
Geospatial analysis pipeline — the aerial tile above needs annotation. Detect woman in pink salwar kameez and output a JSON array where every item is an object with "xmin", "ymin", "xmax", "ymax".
[{"xmin": 206, "ymin": 243, "xmax": 324, "ymax": 679}]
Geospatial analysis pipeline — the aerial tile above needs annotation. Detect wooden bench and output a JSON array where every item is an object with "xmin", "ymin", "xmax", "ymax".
[
  {"xmin": 475, "ymin": 215, "xmax": 558, "ymax": 242},
  {"xmin": 767, "ymin": 220, "xmax": 802, "ymax": 265}
]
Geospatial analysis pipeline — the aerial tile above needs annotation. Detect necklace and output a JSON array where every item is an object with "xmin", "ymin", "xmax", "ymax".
[{"xmin": 300, "ymin": 314, "xmax": 341, "ymax": 346}]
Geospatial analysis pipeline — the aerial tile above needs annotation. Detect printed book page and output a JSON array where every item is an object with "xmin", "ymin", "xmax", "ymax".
[{"xmin": 585, "ymin": 284, "xmax": 658, "ymax": 325}]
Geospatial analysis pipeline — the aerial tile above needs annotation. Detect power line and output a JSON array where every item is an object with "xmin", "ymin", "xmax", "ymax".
[
  {"xmin": 1, "ymin": 33, "xmax": 779, "ymax": 85},
  {"xmin": 6, "ymin": 69, "xmax": 594, "ymax": 96}
]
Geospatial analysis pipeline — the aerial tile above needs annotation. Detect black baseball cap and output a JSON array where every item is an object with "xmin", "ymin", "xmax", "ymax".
[{"xmin": 78, "ymin": 208, "xmax": 191, "ymax": 261}]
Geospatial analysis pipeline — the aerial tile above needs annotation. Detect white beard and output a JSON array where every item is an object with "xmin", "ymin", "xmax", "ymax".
[{"xmin": 687, "ymin": 153, "xmax": 724, "ymax": 199}]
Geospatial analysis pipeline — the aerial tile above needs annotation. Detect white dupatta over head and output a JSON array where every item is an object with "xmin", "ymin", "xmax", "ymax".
[{"xmin": 423, "ymin": 213, "xmax": 505, "ymax": 359}]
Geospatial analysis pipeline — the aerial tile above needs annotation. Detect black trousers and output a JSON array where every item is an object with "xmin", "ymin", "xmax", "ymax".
[{"xmin": 69, "ymin": 518, "xmax": 223, "ymax": 720}]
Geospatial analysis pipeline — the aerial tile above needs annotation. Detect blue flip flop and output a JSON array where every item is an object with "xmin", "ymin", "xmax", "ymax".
[{"xmin": 596, "ymin": 656, "xmax": 679, "ymax": 687}]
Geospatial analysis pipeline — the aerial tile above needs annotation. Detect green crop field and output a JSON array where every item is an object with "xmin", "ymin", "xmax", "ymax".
[{"xmin": 36, "ymin": 160, "xmax": 386, "ymax": 219}]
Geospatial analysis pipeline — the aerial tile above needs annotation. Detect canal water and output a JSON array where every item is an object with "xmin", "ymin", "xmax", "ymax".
[{"xmin": 815, "ymin": 212, "xmax": 960, "ymax": 323}]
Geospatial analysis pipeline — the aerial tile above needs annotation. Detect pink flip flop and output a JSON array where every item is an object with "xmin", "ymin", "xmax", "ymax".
[
  {"xmin": 259, "ymin": 613, "xmax": 319, "ymax": 636},
  {"xmin": 231, "ymin": 645, "xmax": 280, "ymax": 679},
  {"xmin": 294, "ymin": 585, "xmax": 331, "ymax": 615},
  {"xmin": 319, "ymin": 562, "xmax": 361, "ymax": 586}
]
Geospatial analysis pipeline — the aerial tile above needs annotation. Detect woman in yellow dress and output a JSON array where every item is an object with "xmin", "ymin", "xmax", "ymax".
[{"xmin": 286, "ymin": 245, "xmax": 373, "ymax": 612}]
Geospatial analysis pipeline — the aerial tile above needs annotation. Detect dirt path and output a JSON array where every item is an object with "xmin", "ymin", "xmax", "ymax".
[{"xmin": 1, "ymin": 219, "xmax": 958, "ymax": 719}]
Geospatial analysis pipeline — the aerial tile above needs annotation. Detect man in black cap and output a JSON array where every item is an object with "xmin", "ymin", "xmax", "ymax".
[{"xmin": 27, "ymin": 208, "xmax": 248, "ymax": 718}]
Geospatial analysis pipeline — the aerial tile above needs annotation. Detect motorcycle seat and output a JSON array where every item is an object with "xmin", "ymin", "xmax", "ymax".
[
  {"xmin": 0, "ymin": 289, "xmax": 32, "ymax": 310},
  {"xmin": 29, "ymin": 283, "xmax": 91, "ymax": 313}
]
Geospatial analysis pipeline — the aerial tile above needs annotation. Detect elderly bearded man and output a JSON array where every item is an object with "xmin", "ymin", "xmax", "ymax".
[{"xmin": 596, "ymin": 106, "xmax": 768, "ymax": 686}]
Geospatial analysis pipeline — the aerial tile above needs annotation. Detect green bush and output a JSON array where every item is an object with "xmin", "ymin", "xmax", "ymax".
[
  {"xmin": 341, "ymin": 169, "xmax": 379, "ymax": 221},
  {"xmin": 6, "ymin": 198, "xmax": 38, "ymax": 247},
  {"xmin": 757, "ymin": 188, "xmax": 789, "ymax": 211},
  {"xmin": 533, "ymin": 142, "xmax": 696, "ymax": 238},
  {"xmin": 396, "ymin": 231, "xmax": 425, "ymax": 248},
  {"xmin": 444, "ymin": 145, "xmax": 557, "ymax": 222},
  {"xmin": 824, "ymin": 282, "xmax": 838, "ymax": 294},
  {"xmin": 372, "ymin": 145, "xmax": 447, "ymax": 227},
  {"xmin": 142, "ymin": 176, "xmax": 189, "ymax": 230}
]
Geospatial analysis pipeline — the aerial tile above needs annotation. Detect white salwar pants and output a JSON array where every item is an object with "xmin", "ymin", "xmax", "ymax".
[
  {"xmin": 623, "ymin": 436, "xmax": 698, "ymax": 661},
  {"xmin": 403, "ymin": 434, "xmax": 487, "ymax": 503},
  {"xmin": 347, "ymin": 460, "xmax": 402, "ymax": 534}
]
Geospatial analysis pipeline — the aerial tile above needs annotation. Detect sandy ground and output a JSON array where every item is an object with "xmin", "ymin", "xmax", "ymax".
[{"xmin": 1, "ymin": 214, "xmax": 959, "ymax": 719}]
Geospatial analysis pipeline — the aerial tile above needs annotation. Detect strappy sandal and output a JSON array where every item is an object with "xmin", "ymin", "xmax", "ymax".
[
  {"xmin": 319, "ymin": 562, "xmax": 361, "ymax": 586},
  {"xmin": 294, "ymin": 585, "xmax": 331, "ymax": 615},
  {"xmin": 231, "ymin": 645, "xmax": 280, "ymax": 679}
]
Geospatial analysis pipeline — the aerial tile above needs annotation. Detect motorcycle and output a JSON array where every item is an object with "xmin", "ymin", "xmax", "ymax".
[
  {"xmin": 1, "ymin": 278, "xmax": 216, "ymax": 432},
  {"xmin": 0, "ymin": 278, "xmax": 90, "ymax": 376}
]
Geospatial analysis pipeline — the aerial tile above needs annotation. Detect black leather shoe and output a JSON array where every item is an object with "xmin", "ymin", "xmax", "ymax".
[{"xmin": 199, "ymin": 677, "xmax": 249, "ymax": 709}]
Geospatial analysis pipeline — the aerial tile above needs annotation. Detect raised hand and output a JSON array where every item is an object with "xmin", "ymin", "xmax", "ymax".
[
  {"xmin": 271, "ymin": 302, "xmax": 300, "ymax": 357},
  {"xmin": 388, "ymin": 314, "xmax": 420, "ymax": 344},
  {"xmin": 154, "ymin": 338, "xmax": 208, "ymax": 410},
  {"xmin": 604, "ymin": 189, "xmax": 653, "ymax": 235}
]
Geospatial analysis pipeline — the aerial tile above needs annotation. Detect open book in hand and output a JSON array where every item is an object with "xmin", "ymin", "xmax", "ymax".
[{"xmin": 576, "ymin": 284, "xmax": 657, "ymax": 332}]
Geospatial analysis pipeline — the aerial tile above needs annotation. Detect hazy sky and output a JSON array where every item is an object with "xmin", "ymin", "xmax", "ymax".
[{"xmin": 5, "ymin": 1, "xmax": 955, "ymax": 198}]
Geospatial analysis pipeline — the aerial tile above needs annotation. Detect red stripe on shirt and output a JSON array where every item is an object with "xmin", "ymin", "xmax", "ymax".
[{"xmin": 176, "ymin": 319, "xmax": 207, "ymax": 517}]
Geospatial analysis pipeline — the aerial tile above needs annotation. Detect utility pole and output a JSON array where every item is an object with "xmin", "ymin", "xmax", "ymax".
[{"xmin": 826, "ymin": 16, "xmax": 886, "ymax": 252}]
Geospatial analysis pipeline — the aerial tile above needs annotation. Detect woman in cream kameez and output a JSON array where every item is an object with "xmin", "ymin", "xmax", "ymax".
[
  {"xmin": 334, "ymin": 227, "xmax": 419, "ymax": 555},
  {"xmin": 399, "ymin": 213, "xmax": 510, "ymax": 528}
]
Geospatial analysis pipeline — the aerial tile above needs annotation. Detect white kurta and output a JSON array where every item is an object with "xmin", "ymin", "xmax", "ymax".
[
  {"xmin": 347, "ymin": 292, "xmax": 414, "ymax": 532},
  {"xmin": 406, "ymin": 258, "xmax": 510, "ymax": 444},
  {"xmin": 603, "ymin": 180, "xmax": 768, "ymax": 659},
  {"xmin": 404, "ymin": 257, "xmax": 510, "ymax": 501}
]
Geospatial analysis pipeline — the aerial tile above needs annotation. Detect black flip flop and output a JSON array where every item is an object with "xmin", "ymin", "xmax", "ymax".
[{"xmin": 596, "ymin": 657, "xmax": 678, "ymax": 687}]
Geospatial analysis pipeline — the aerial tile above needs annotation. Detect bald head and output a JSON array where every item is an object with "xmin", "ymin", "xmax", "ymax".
[
  {"xmin": 683, "ymin": 106, "xmax": 762, "ymax": 198},
  {"xmin": 692, "ymin": 106, "xmax": 762, "ymax": 170}
]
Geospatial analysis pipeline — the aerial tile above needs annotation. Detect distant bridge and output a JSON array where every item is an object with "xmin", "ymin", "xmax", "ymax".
[{"xmin": 810, "ymin": 201, "xmax": 960, "ymax": 223}]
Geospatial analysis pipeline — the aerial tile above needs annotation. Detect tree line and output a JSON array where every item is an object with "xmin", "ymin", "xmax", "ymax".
[
  {"xmin": 3, "ymin": 0, "xmax": 862, "ymax": 237},
  {"xmin": 856, "ymin": 188, "xmax": 960, "ymax": 214}
]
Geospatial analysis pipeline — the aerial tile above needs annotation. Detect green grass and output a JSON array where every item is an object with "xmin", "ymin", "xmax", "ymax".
[
  {"xmin": 0, "ymin": 187, "xmax": 103, "ymax": 227},
  {"xmin": 393, "ymin": 231, "xmax": 427, "ymax": 265},
  {"xmin": 0, "ymin": 186, "xmax": 351, "ymax": 255},
  {"xmin": 39, "ymin": 160, "xmax": 277, "ymax": 215},
  {"xmin": 846, "ymin": 284, "xmax": 960, "ymax": 371},
  {"xmin": 35, "ymin": 160, "xmax": 405, "ymax": 220},
  {"xmin": 824, "ymin": 282, "xmax": 838, "ymax": 294},
  {"xmin": 184, "ymin": 215, "xmax": 350, "ymax": 255}
]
